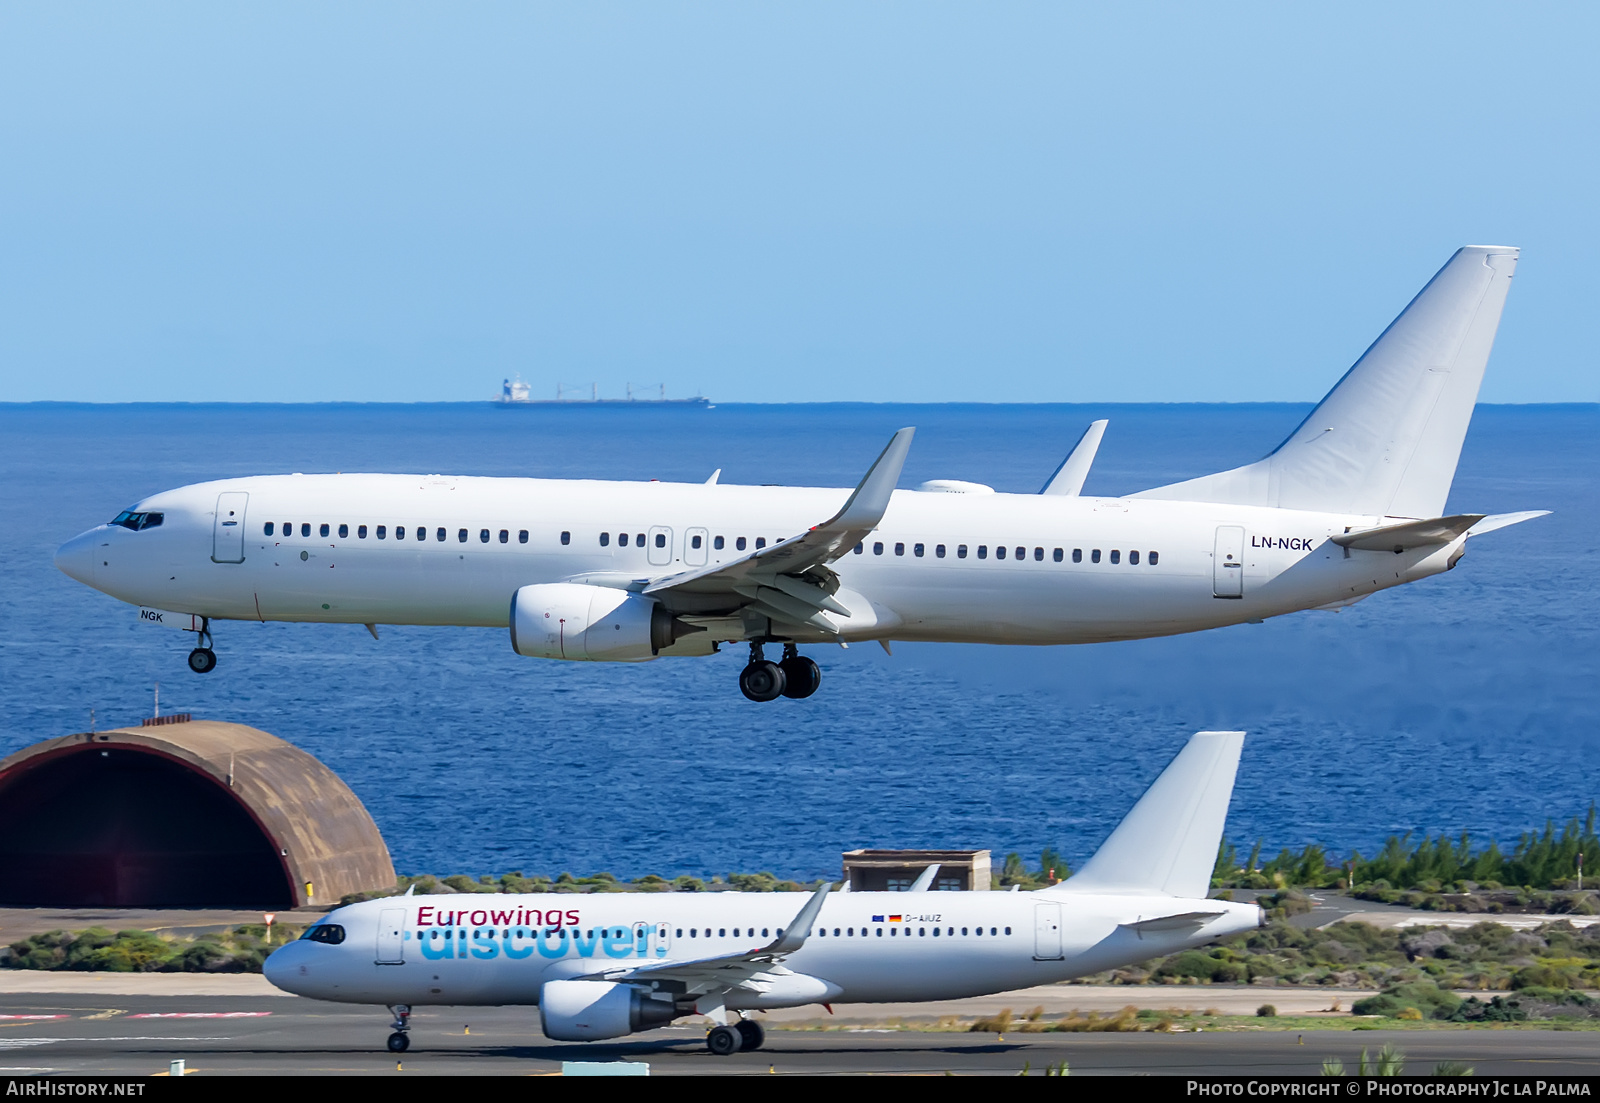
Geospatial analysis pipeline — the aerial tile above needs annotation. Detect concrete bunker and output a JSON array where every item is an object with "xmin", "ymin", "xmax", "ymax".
[{"xmin": 0, "ymin": 719, "xmax": 394, "ymax": 909}]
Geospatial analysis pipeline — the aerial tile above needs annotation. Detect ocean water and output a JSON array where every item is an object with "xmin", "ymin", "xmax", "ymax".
[{"xmin": 1, "ymin": 402, "xmax": 1595, "ymax": 882}]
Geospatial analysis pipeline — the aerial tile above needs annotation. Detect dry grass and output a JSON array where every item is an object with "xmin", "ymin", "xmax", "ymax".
[{"xmin": 969, "ymin": 1005, "xmax": 1158, "ymax": 1033}]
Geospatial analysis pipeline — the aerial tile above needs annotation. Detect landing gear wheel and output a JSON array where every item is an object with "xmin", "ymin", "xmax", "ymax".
[
  {"xmin": 387, "ymin": 1031, "xmax": 410, "ymax": 1053},
  {"xmin": 706, "ymin": 1024, "xmax": 742, "ymax": 1056},
  {"xmin": 778, "ymin": 655, "xmax": 820, "ymax": 699},
  {"xmin": 739, "ymin": 660, "xmax": 786, "ymax": 702},
  {"xmin": 187, "ymin": 648, "xmax": 217, "ymax": 674},
  {"xmin": 736, "ymin": 1018, "xmax": 765, "ymax": 1051}
]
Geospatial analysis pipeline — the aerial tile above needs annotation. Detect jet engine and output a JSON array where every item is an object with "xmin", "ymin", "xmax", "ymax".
[
  {"xmin": 510, "ymin": 583, "xmax": 699, "ymax": 662},
  {"xmin": 538, "ymin": 980, "xmax": 679, "ymax": 1041}
]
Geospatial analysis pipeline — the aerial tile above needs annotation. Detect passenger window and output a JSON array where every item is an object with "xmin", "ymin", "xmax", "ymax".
[
  {"xmin": 714, "ymin": 536, "xmax": 725, "ymax": 550},
  {"xmin": 1110, "ymin": 549, "xmax": 1121, "ymax": 564},
  {"xmin": 1091, "ymin": 549, "xmax": 1101, "ymax": 563},
  {"xmin": 1072, "ymin": 548, "xmax": 1082, "ymax": 563},
  {"xmin": 600, "ymin": 532, "xmax": 610, "ymax": 547},
  {"xmin": 1033, "ymin": 547, "xmax": 1043, "ymax": 561},
  {"xmin": 560, "ymin": 531, "xmax": 570, "ymax": 545},
  {"xmin": 264, "ymin": 522, "xmax": 275, "ymax": 536},
  {"xmin": 894, "ymin": 542, "xmax": 905, "ymax": 556},
  {"xmin": 301, "ymin": 523, "xmax": 311, "ymax": 537},
  {"xmin": 377, "ymin": 526, "xmax": 387, "ymax": 540},
  {"xmin": 996, "ymin": 545, "xmax": 1007, "ymax": 560},
  {"xmin": 1052, "ymin": 548, "xmax": 1062, "ymax": 562},
  {"xmin": 977, "ymin": 545, "xmax": 987, "ymax": 559},
  {"xmin": 1005, "ymin": 927, "xmax": 1012, "ymax": 935},
  {"xmin": 853, "ymin": 542, "xmax": 863, "ymax": 554},
  {"xmin": 359, "ymin": 525, "xmax": 367, "ymax": 539},
  {"xmin": 618, "ymin": 532, "xmax": 628, "ymax": 546},
  {"xmin": 914, "ymin": 543, "xmax": 924, "ymax": 557},
  {"xmin": 479, "ymin": 529, "xmax": 490, "ymax": 543},
  {"xmin": 1130, "ymin": 550, "xmax": 1140, "ymax": 565},
  {"xmin": 636, "ymin": 533, "xmax": 644, "ymax": 546},
  {"xmin": 339, "ymin": 524, "xmax": 348, "ymax": 539},
  {"xmin": 499, "ymin": 529, "xmax": 508, "ymax": 543},
  {"xmin": 1016, "ymin": 546, "xmax": 1025, "ymax": 560},
  {"xmin": 935, "ymin": 544, "xmax": 945, "ymax": 558},
  {"xmin": 957, "ymin": 544, "xmax": 967, "ymax": 559},
  {"xmin": 655, "ymin": 533, "xmax": 667, "ymax": 548},
  {"xmin": 754, "ymin": 537, "xmax": 765, "ymax": 549},
  {"xmin": 457, "ymin": 529, "xmax": 467, "ymax": 543},
  {"xmin": 691, "ymin": 535, "xmax": 702, "ymax": 549},
  {"xmin": 1149, "ymin": 550, "xmax": 1159, "ymax": 565},
  {"xmin": 281, "ymin": 521, "xmax": 290, "ymax": 535},
  {"xmin": 519, "ymin": 530, "xmax": 528, "ymax": 544},
  {"xmin": 873, "ymin": 542, "xmax": 884, "ymax": 555},
  {"xmin": 320, "ymin": 523, "xmax": 330, "ymax": 537},
  {"xmin": 736, "ymin": 537, "xmax": 747, "ymax": 551}
]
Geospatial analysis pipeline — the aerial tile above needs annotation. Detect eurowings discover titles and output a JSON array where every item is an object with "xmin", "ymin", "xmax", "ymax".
[{"xmin": 56, "ymin": 248, "xmax": 1546, "ymax": 700}]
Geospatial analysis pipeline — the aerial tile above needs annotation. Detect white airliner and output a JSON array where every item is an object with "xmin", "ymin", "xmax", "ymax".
[
  {"xmin": 55, "ymin": 247, "xmax": 1546, "ymax": 700},
  {"xmin": 263, "ymin": 730, "xmax": 1261, "ymax": 1055}
]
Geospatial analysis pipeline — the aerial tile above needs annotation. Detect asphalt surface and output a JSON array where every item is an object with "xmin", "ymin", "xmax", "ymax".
[{"xmin": 1, "ymin": 993, "xmax": 1597, "ymax": 1076}]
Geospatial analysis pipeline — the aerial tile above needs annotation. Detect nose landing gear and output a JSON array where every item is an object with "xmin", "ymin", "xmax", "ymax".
[
  {"xmin": 386, "ymin": 1005, "xmax": 411, "ymax": 1052},
  {"xmin": 186, "ymin": 619, "xmax": 217, "ymax": 674}
]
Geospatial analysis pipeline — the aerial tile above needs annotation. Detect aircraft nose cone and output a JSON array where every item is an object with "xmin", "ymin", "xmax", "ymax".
[
  {"xmin": 53, "ymin": 530, "xmax": 98, "ymax": 585},
  {"xmin": 262, "ymin": 944, "xmax": 304, "ymax": 993}
]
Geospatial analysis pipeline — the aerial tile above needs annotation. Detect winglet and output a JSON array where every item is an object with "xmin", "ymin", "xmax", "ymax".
[
  {"xmin": 705, "ymin": 468, "xmax": 721, "ymax": 485},
  {"xmin": 1040, "ymin": 420, "xmax": 1108, "ymax": 496},
  {"xmin": 907, "ymin": 864, "xmax": 940, "ymax": 892},
  {"xmin": 766, "ymin": 882, "xmax": 831, "ymax": 954},
  {"xmin": 826, "ymin": 428, "xmax": 915, "ymax": 531}
]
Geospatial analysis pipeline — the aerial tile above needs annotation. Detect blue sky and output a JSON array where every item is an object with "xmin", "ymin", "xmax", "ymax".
[{"xmin": 1, "ymin": 3, "xmax": 1595, "ymax": 404}]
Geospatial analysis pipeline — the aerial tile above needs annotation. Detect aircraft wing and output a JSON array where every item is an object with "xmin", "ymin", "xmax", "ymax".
[
  {"xmin": 571, "ymin": 884, "xmax": 832, "ymax": 997},
  {"xmin": 641, "ymin": 429, "xmax": 914, "ymax": 634}
]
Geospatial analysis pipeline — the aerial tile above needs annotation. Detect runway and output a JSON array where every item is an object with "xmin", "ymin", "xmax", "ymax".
[{"xmin": 0, "ymin": 993, "xmax": 1596, "ymax": 1076}]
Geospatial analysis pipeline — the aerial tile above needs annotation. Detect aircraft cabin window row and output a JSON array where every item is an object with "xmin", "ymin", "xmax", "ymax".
[
  {"xmin": 852, "ymin": 541, "xmax": 1159, "ymax": 566},
  {"xmin": 596, "ymin": 533, "xmax": 770, "ymax": 551},
  {"xmin": 263, "ymin": 522, "xmax": 531, "ymax": 544}
]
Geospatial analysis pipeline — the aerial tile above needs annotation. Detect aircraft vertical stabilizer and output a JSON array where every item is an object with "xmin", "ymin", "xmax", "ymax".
[
  {"xmin": 1132, "ymin": 247, "xmax": 1518, "ymax": 518},
  {"xmin": 1053, "ymin": 731, "xmax": 1243, "ymax": 899}
]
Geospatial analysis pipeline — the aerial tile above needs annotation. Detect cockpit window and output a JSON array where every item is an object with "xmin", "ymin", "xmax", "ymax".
[
  {"xmin": 299, "ymin": 924, "xmax": 346, "ymax": 945},
  {"xmin": 110, "ymin": 511, "xmax": 164, "ymax": 531}
]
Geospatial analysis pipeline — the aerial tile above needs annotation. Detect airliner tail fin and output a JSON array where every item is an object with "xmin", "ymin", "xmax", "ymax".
[
  {"xmin": 1053, "ymin": 731, "xmax": 1243, "ymax": 899},
  {"xmin": 1133, "ymin": 247, "xmax": 1518, "ymax": 518}
]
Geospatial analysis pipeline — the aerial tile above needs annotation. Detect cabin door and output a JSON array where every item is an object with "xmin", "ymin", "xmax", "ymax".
[
  {"xmin": 647, "ymin": 526, "xmax": 673, "ymax": 566},
  {"xmin": 1212, "ymin": 526, "xmax": 1245, "ymax": 598},
  {"xmin": 211, "ymin": 492, "xmax": 249, "ymax": 564},
  {"xmin": 684, "ymin": 527, "xmax": 709, "ymax": 567},
  {"xmin": 1033, "ymin": 902, "xmax": 1063, "ymax": 960},
  {"xmin": 376, "ymin": 908, "xmax": 405, "ymax": 964}
]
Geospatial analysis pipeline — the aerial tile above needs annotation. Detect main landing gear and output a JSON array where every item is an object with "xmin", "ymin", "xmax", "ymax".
[
  {"xmin": 187, "ymin": 619, "xmax": 217, "ymax": 674},
  {"xmin": 386, "ymin": 1005, "xmax": 411, "ymax": 1052},
  {"xmin": 738, "ymin": 643, "xmax": 820, "ymax": 702},
  {"xmin": 706, "ymin": 1017, "xmax": 765, "ymax": 1055}
]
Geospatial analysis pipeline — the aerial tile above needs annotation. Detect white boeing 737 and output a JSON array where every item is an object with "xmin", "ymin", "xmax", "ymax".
[
  {"xmin": 55, "ymin": 247, "xmax": 1546, "ymax": 700},
  {"xmin": 263, "ymin": 730, "xmax": 1260, "ymax": 1056}
]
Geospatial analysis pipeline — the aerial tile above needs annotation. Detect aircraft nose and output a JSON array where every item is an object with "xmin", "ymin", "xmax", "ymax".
[
  {"xmin": 53, "ymin": 530, "xmax": 98, "ymax": 584},
  {"xmin": 262, "ymin": 944, "xmax": 306, "ymax": 993}
]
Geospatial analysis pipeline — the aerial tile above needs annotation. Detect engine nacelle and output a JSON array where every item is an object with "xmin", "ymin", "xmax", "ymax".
[
  {"xmin": 538, "ymin": 980, "xmax": 678, "ymax": 1041},
  {"xmin": 510, "ymin": 583, "xmax": 696, "ymax": 662}
]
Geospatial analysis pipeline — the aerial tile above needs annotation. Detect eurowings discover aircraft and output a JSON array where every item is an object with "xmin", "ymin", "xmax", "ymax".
[
  {"xmin": 264, "ymin": 730, "xmax": 1260, "ymax": 1056},
  {"xmin": 55, "ymin": 247, "xmax": 1547, "ymax": 701}
]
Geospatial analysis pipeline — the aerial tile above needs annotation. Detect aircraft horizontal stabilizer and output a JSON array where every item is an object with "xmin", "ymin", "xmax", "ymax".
[
  {"xmin": 1467, "ymin": 510, "xmax": 1552, "ymax": 537},
  {"xmin": 1120, "ymin": 909, "xmax": 1228, "ymax": 934},
  {"xmin": 1332, "ymin": 514, "xmax": 1483, "ymax": 553},
  {"xmin": 1052, "ymin": 731, "xmax": 1244, "ymax": 899}
]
